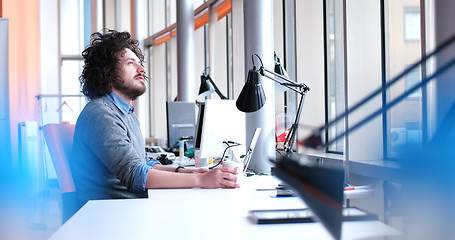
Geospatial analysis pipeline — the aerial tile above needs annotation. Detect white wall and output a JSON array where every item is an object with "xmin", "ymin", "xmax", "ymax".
[
  {"xmin": 295, "ymin": 0, "xmax": 325, "ymax": 144},
  {"xmin": 346, "ymin": 0, "xmax": 383, "ymax": 161}
]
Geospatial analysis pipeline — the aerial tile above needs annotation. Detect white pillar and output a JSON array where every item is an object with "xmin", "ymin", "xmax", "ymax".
[
  {"xmin": 284, "ymin": 0, "xmax": 297, "ymax": 130},
  {"xmin": 132, "ymin": 0, "xmax": 149, "ymax": 137},
  {"xmin": 243, "ymin": 0, "xmax": 275, "ymax": 173},
  {"xmin": 177, "ymin": 0, "xmax": 195, "ymax": 102}
]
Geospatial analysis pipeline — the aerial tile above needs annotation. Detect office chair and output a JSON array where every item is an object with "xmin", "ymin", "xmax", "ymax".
[{"xmin": 42, "ymin": 123, "xmax": 83, "ymax": 223}]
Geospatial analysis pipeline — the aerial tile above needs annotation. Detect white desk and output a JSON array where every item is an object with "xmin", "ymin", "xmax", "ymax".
[{"xmin": 49, "ymin": 176, "xmax": 401, "ymax": 240}]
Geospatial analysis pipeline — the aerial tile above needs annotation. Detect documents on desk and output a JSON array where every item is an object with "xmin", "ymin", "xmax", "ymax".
[
  {"xmin": 49, "ymin": 175, "xmax": 402, "ymax": 240},
  {"xmin": 344, "ymin": 185, "xmax": 376, "ymax": 199}
]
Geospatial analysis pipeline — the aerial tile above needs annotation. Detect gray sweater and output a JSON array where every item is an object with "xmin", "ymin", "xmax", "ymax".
[{"xmin": 71, "ymin": 96, "xmax": 148, "ymax": 202}]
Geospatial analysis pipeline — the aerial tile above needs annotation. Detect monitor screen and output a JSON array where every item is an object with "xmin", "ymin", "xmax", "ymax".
[
  {"xmin": 243, "ymin": 128, "xmax": 261, "ymax": 173},
  {"xmin": 197, "ymin": 99, "xmax": 245, "ymax": 159},
  {"xmin": 166, "ymin": 101, "xmax": 196, "ymax": 149},
  {"xmin": 193, "ymin": 102, "xmax": 205, "ymax": 150}
]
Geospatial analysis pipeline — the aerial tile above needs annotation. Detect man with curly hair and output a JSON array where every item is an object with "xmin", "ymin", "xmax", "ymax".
[{"xmin": 72, "ymin": 30, "xmax": 239, "ymax": 204}]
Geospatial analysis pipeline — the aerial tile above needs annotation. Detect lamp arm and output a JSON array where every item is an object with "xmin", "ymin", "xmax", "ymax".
[
  {"xmin": 207, "ymin": 75, "xmax": 228, "ymax": 99},
  {"xmin": 260, "ymin": 67, "xmax": 310, "ymax": 92},
  {"xmin": 256, "ymin": 64, "xmax": 310, "ymax": 155},
  {"xmin": 283, "ymin": 91, "xmax": 307, "ymax": 155}
]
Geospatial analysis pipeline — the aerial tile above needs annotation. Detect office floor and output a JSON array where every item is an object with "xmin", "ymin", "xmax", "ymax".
[{"xmin": 2, "ymin": 180, "xmax": 63, "ymax": 240}]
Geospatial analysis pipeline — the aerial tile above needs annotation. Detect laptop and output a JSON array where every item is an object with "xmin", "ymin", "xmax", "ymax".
[{"xmin": 242, "ymin": 128, "xmax": 261, "ymax": 175}]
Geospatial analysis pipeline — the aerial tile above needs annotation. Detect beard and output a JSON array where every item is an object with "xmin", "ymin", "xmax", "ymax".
[{"xmin": 113, "ymin": 77, "xmax": 146, "ymax": 101}]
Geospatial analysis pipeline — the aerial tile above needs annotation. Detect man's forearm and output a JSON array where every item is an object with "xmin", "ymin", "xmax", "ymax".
[{"xmin": 145, "ymin": 168, "xmax": 200, "ymax": 189}]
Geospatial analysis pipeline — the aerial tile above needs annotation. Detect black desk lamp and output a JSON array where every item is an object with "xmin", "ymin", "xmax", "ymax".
[
  {"xmin": 236, "ymin": 53, "xmax": 345, "ymax": 239},
  {"xmin": 198, "ymin": 68, "xmax": 228, "ymax": 100},
  {"xmin": 236, "ymin": 53, "xmax": 310, "ymax": 156}
]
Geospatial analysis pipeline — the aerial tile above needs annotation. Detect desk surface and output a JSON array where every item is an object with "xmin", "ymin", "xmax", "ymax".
[{"xmin": 49, "ymin": 176, "xmax": 401, "ymax": 240}]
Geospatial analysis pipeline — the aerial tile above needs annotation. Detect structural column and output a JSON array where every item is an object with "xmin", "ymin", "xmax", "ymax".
[
  {"xmin": 435, "ymin": 0, "xmax": 455, "ymax": 128},
  {"xmin": 132, "ymin": 0, "xmax": 150, "ymax": 135},
  {"xmin": 284, "ymin": 0, "xmax": 297, "ymax": 131},
  {"xmin": 243, "ymin": 0, "xmax": 275, "ymax": 173},
  {"xmin": 177, "ymin": 0, "xmax": 195, "ymax": 102}
]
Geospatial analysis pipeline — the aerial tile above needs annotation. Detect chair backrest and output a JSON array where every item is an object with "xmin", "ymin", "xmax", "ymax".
[{"xmin": 42, "ymin": 123, "xmax": 76, "ymax": 194}]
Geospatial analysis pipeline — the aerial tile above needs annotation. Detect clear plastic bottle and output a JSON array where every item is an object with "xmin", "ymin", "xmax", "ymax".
[{"xmin": 178, "ymin": 140, "xmax": 184, "ymax": 166}]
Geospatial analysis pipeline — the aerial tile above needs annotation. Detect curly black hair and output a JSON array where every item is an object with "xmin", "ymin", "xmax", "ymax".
[{"xmin": 79, "ymin": 29, "xmax": 145, "ymax": 100}]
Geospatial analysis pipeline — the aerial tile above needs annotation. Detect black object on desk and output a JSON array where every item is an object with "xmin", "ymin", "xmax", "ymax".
[
  {"xmin": 276, "ymin": 182, "xmax": 297, "ymax": 197},
  {"xmin": 274, "ymin": 156, "xmax": 345, "ymax": 240},
  {"xmin": 248, "ymin": 207, "xmax": 377, "ymax": 224},
  {"xmin": 156, "ymin": 154, "xmax": 173, "ymax": 165}
]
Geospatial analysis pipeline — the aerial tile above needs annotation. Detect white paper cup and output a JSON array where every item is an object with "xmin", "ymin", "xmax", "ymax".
[
  {"xmin": 222, "ymin": 161, "xmax": 243, "ymax": 183},
  {"xmin": 194, "ymin": 150, "xmax": 209, "ymax": 168}
]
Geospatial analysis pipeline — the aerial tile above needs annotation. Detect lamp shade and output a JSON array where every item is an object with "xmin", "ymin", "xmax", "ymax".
[
  {"xmin": 273, "ymin": 54, "xmax": 289, "ymax": 92},
  {"xmin": 198, "ymin": 75, "xmax": 215, "ymax": 99},
  {"xmin": 236, "ymin": 69, "xmax": 266, "ymax": 113},
  {"xmin": 275, "ymin": 60, "xmax": 285, "ymax": 75}
]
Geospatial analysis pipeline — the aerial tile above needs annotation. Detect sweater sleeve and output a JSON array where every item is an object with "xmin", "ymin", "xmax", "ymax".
[
  {"xmin": 132, "ymin": 163, "xmax": 152, "ymax": 193},
  {"xmin": 132, "ymin": 159, "xmax": 160, "ymax": 192}
]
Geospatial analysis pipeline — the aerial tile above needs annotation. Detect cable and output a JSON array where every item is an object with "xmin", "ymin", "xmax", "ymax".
[{"xmin": 209, "ymin": 141, "xmax": 241, "ymax": 169}]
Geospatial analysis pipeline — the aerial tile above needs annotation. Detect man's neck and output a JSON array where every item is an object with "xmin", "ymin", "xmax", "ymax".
[{"xmin": 111, "ymin": 88, "xmax": 133, "ymax": 104}]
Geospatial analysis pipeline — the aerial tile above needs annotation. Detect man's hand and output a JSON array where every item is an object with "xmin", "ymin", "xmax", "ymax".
[{"xmin": 198, "ymin": 167, "xmax": 240, "ymax": 189}]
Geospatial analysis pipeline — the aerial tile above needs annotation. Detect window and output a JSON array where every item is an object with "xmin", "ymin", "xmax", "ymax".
[
  {"xmin": 325, "ymin": 0, "xmax": 345, "ymax": 154},
  {"xmin": 144, "ymin": 0, "xmax": 433, "ymax": 164},
  {"xmin": 324, "ymin": 0, "xmax": 383, "ymax": 161},
  {"xmin": 39, "ymin": 0, "xmax": 87, "ymax": 126},
  {"xmin": 58, "ymin": 0, "xmax": 92, "ymax": 124},
  {"xmin": 145, "ymin": 0, "xmax": 234, "ymax": 142},
  {"xmin": 404, "ymin": 7, "xmax": 420, "ymax": 42},
  {"xmin": 322, "ymin": 0, "xmax": 429, "ymax": 162},
  {"xmin": 405, "ymin": 66, "xmax": 422, "ymax": 99},
  {"xmin": 386, "ymin": 1, "xmax": 424, "ymax": 158}
]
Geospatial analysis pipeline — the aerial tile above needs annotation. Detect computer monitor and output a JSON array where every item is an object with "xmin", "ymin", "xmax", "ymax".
[
  {"xmin": 166, "ymin": 101, "xmax": 196, "ymax": 149},
  {"xmin": 195, "ymin": 99, "xmax": 245, "ymax": 159},
  {"xmin": 193, "ymin": 102, "xmax": 205, "ymax": 150}
]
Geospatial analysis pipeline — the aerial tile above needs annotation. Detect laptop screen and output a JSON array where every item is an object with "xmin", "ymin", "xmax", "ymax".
[{"xmin": 243, "ymin": 128, "xmax": 261, "ymax": 175}]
